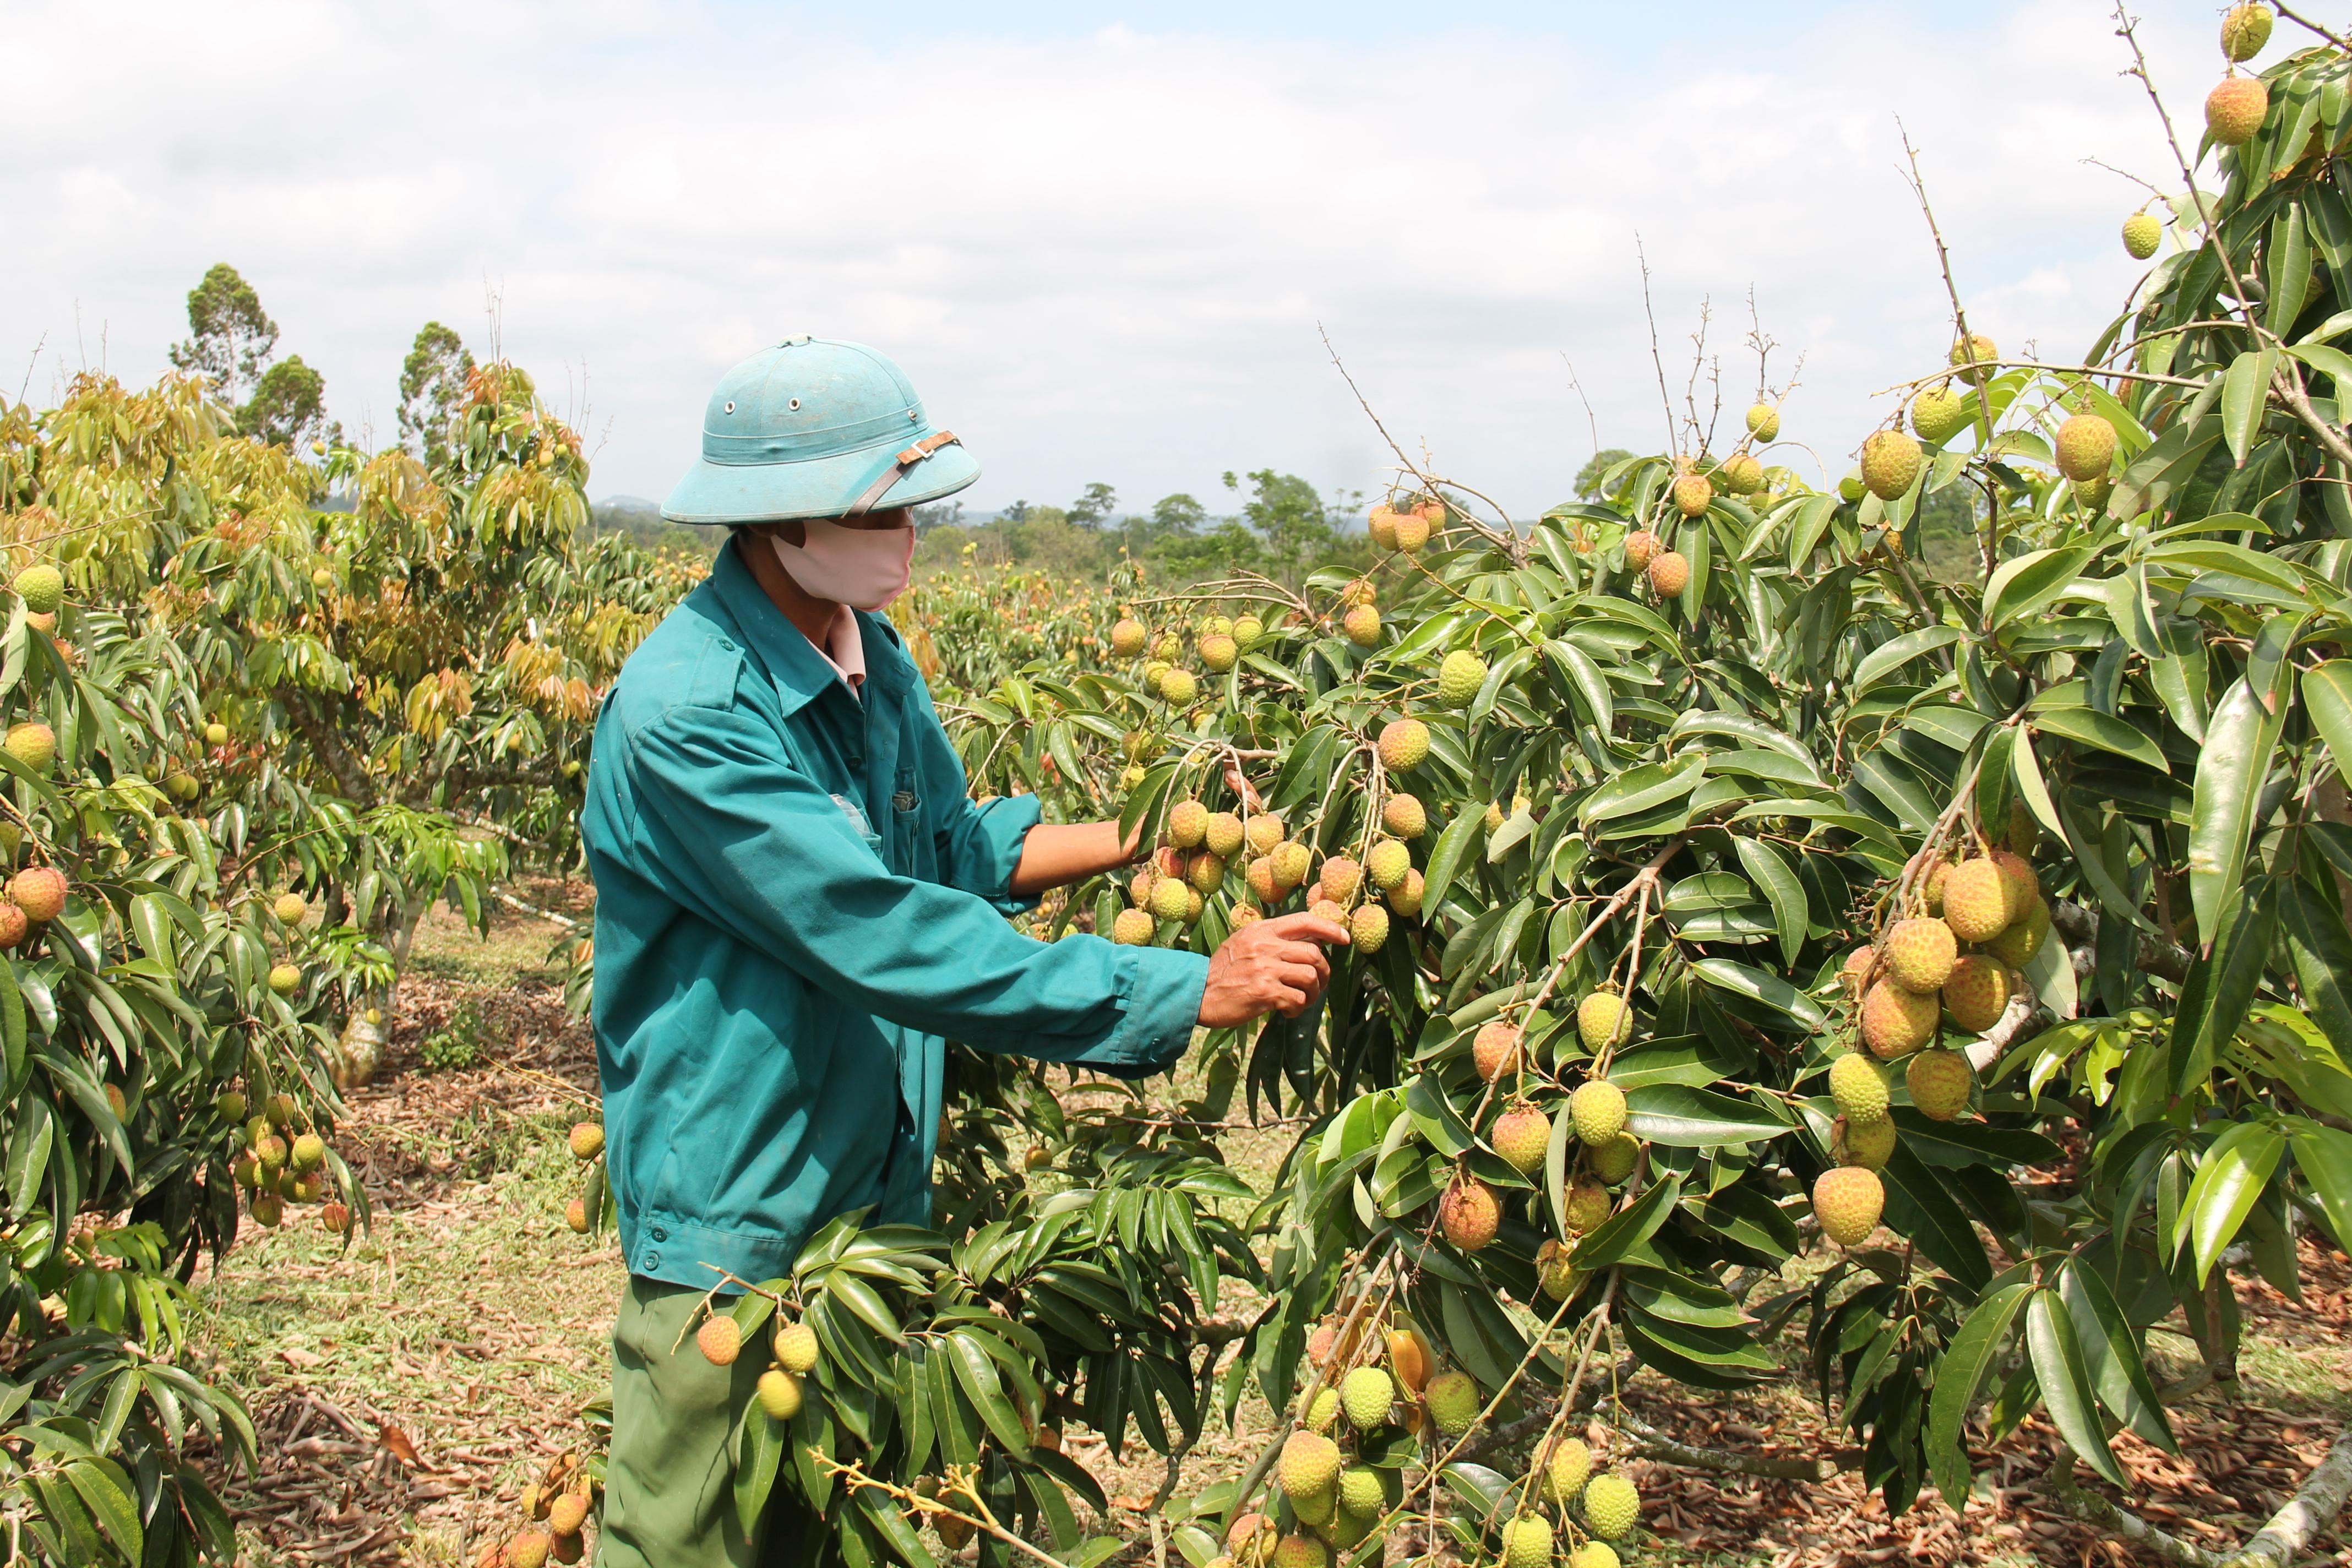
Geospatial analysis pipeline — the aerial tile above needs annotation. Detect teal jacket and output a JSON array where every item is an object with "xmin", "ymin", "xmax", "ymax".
[{"xmin": 581, "ymin": 539, "xmax": 1209, "ymax": 1289}]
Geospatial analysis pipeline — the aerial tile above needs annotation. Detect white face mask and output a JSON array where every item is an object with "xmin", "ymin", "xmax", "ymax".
[{"xmin": 767, "ymin": 519, "xmax": 916, "ymax": 611}]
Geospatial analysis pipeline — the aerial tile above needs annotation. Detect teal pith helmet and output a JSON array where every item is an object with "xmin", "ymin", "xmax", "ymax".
[{"xmin": 661, "ymin": 337, "xmax": 979, "ymax": 525}]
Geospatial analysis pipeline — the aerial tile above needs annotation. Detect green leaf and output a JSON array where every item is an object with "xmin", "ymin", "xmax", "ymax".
[
  {"xmin": 2289, "ymin": 1119, "xmax": 2352, "ymax": 1249},
  {"xmin": 2028, "ymin": 706, "xmax": 2168, "ymax": 772},
  {"xmin": 1879, "ymin": 1143, "xmax": 1992, "ymax": 1290},
  {"xmin": 1733, "ymin": 839, "xmax": 1806, "ymax": 968},
  {"xmin": 1926, "ymin": 1280, "xmax": 2032, "ymax": 1506},
  {"xmin": 1852, "ymin": 625, "xmax": 1962, "ymax": 695},
  {"xmin": 63, "ymin": 1457, "xmax": 141, "ymax": 1562},
  {"xmin": 2056, "ymin": 1257, "xmax": 2177, "ymax": 1455},
  {"xmin": 2187, "ymin": 677, "xmax": 2286, "ymax": 949},
  {"xmin": 2303, "ymin": 662, "xmax": 2352, "ymax": 791},
  {"xmin": 1420, "ymin": 810, "xmax": 1482, "ymax": 916},
  {"xmin": 1687, "ymin": 957, "xmax": 1827, "ymax": 1032},
  {"xmin": 1621, "ymin": 1084, "xmax": 1788, "ymax": 1147},
  {"xmin": 2181, "ymin": 1120, "xmax": 2286, "ymax": 1285},
  {"xmin": 733, "ymin": 1401, "xmax": 786, "ymax": 1538},
  {"xmin": 2282, "ymin": 876, "xmax": 2352, "ymax": 1066},
  {"xmin": 2220, "ymin": 344, "xmax": 2278, "ymax": 466},
  {"xmin": 1985, "ymin": 546, "xmax": 2097, "ymax": 632},
  {"xmin": 1566, "ymin": 1173, "xmax": 1683, "ymax": 1271},
  {"xmin": 2024, "ymin": 1289, "xmax": 2126, "ymax": 1487}
]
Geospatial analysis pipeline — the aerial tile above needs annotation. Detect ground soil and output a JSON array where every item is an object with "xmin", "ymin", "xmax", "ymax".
[{"xmin": 192, "ymin": 890, "xmax": 2352, "ymax": 1567}]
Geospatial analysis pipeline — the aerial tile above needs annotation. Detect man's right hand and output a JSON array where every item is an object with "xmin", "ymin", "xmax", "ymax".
[{"xmin": 1198, "ymin": 912, "xmax": 1351, "ymax": 1027}]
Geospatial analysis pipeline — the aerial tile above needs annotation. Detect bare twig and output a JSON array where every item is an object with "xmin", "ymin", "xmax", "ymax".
[{"xmin": 2273, "ymin": 3, "xmax": 2352, "ymax": 53}]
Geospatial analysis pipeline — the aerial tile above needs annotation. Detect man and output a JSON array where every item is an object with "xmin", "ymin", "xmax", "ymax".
[{"xmin": 581, "ymin": 337, "xmax": 1344, "ymax": 1567}]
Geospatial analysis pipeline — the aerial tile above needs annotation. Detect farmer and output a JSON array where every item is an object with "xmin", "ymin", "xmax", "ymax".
[{"xmin": 580, "ymin": 337, "xmax": 1346, "ymax": 1567}]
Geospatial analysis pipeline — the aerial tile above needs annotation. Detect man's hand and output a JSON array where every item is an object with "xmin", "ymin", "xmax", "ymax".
[{"xmin": 1199, "ymin": 912, "xmax": 1350, "ymax": 1027}]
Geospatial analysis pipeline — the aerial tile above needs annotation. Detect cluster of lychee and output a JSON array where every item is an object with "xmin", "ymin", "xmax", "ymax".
[
  {"xmin": 264, "ymin": 890, "xmax": 311, "ymax": 998},
  {"xmin": 0, "ymin": 853, "xmax": 69, "ymax": 951},
  {"xmin": 562, "ymin": 1119, "xmax": 605, "ymax": 1233},
  {"xmin": 1493, "ymin": 1433, "xmax": 1645, "ymax": 1568},
  {"xmin": 224, "ymin": 1086, "xmax": 352, "ymax": 1234},
  {"xmin": 696, "ymin": 1304, "xmax": 823, "ymax": 1428},
  {"xmin": 1812, "ymin": 821, "xmax": 2048, "ymax": 1248},
  {"xmin": 1365, "ymin": 494, "xmax": 1446, "ymax": 554},
  {"xmin": 12, "ymin": 562, "xmax": 64, "ymax": 634},
  {"xmin": 481, "ymin": 1452, "xmax": 600, "ymax": 1568},
  {"xmin": 1216, "ymin": 1324, "xmax": 1429, "ymax": 1568},
  {"xmin": 1438, "ymin": 993, "xmax": 1644, "ymax": 1281},
  {"xmin": 2205, "ymin": 6, "xmax": 2275, "ymax": 151},
  {"xmin": 1110, "ymin": 609, "xmax": 1267, "ymax": 707}
]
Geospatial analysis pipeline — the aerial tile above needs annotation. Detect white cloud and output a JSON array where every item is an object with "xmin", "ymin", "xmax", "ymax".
[{"xmin": 0, "ymin": 1, "xmax": 2233, "ymax": 517}]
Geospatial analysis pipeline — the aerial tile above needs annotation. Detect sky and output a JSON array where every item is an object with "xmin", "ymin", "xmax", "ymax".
[{"xmin": 1, "ymin": 1, "xmax": 2249, "ymax": 521}]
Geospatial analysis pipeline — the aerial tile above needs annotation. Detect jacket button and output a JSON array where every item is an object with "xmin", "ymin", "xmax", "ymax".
[
  {"xmin": 651, "ymin": 1226, "xmax": 667, "ymax": 1242},
  {"xmin": 644, "ymin": 1251, "xmax": 661, "ymax": 1270}
]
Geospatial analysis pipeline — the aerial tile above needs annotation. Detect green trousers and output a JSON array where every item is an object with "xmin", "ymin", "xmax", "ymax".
[{"xmin": 599, "ymin": 1278, "xmax": 831, "ymax": 1568}]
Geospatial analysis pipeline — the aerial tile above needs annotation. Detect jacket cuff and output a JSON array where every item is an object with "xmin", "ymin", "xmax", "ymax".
[
  {"xmin": 970, "ymin": 794, "xmax": 1046, "ymax": 913},
  {"xmin": 1094, "ymin": 945, "xmax": 1209, "ymax": 1078}
]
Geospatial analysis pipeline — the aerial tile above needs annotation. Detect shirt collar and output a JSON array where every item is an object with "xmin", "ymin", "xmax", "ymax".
[{"xmin": 705, "ymin": 536, "xmax": 916, "ymax": 714}]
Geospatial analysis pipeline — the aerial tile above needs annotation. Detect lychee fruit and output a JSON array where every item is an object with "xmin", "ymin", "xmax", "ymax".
[
  {"xmin": 1648, "ymin": 551, "xmax": 1691, "ymax": 598},
  {"xmin": 1381, "ymin": 794, "xmax": 1427, "ymax": 840},
  {"xmin": 1881, "ymin": 917, "xmax": 1958, "ymax": 993},
  {"xmin": 1535, "ymin": 1238, "xmax": 1583, "ymax": 1300},
  {"xmin": 1718, "ymin": 454, "xmax": 1763, "ymax": 496},
  {"xmin": 8, "ymin": 867, "xmax": 66, "ymax": 923},
  {"xmin": 1424, "ymin": 1370, "xmax": 1482, "ymax": 1434},
  {"xmin": 1942, "ymin": 955, "xmax": 2012, "ymax": 1034},
  {"xmin": 1343, "ymin": 605, "xmax": 1382, "ymax": 647},
  {"xmin": 1366, "ymin": 839, "xmax": 1412, "ymax": 890},
  {"xmin": 774, "ymin": 1320, "xmax": 819, "ymax": 1374},
  {"xmin": 1812, "ymin": 1167, "xmax": 1885, "ymax": 1248},
  {"xmin": 1564, "ymin": 1180, "xmax": 1613, "ymax": 1234},
  {"xmin": 1271, "ymin": 1537, "xmax": 1326, "ymax": 1568},
  {"xmin": 1169, "ymin": 800, "xmax": 1210, "ymax": 848},
  {"xmin": 1387, "ymin": 869, "xmax": 1425, "ymax": 917},
  {"xmin": 2208, "ymin": 74, "xmax": 2269, "ymax": 146},
  {"xmin": 1188, "ymin": 851, "xmax": 1226, "ymax": 894},
  {"xmin": 12, "ymin": 564, "xmax": 63, "ymax": 616},
  {"xmin": 1540, "ymin": 1438, "xmax": 1594, "ymax": 1505},
  {"xmin": 1833, "ymin": 1114, "xmax": 1897, "ymax": 1171},
  {"xmin": 1278, "ymin": 1431, "xmax": 1342, "ymax": 1501},
  {"xmin": 1320, "ymin": 856, "xmax": 1362, "ymax": 906},
  {"xmin": 1349, "ymin": 904, "xmax": 1389, "ymax": 954},
  {"xmin": 1745, "ymin": 403, "xmax": 1780, "ymax": 441},
  {"xmin": 1439, "ymin": 1176, "xmax": 1501, "ymax": 1250},
  {"xmin": 1860, "ymin": 429, "xmax": 1923, "ymax": 499},
  {"xmin": 1112, "ymin": 908, "xmax": 1155, "ymax": 945},
  {"xmin": 757, "ymin": 1369, "xmax": 803, "ymax": 1421},
  {"xmin": 1911, "ymin": 386, "xmax": 1969, "ymax": 445},
  {"xmin": 1623, "ymin": 531, "xmax": 1662, "ymax": 570},
  {"xmin": 2055, "ymin": 413, "xmax": 2117, "ymax": 483},
  {"xmin": 1983, "ymin": 895, "xmax": 2050, "ymax": 968},
  {"xmin": 1671, "ymin": 473, "xmax": 1713, "ymax": 518},
  {"xmin": 1907, "ymin": 1048, "xmax": 1974, "ymax": 1121},
  {"xmin": 1949, "ymin": 334, "xmax": 1999, "ymax": 385},
  {"xmin": 1568, "ymin": 1546, "xmax": 1619, "ymax": 1568},
  {"xmin": 1500, "ymin": 1512, "xmax": 1553, "ymax": 1568},
  {"xmin": 1472, "ymin": 1021, "xmax": 1523, "ymax": 1082},
  {"xmin": 1378, "ymin": 719, "xmax": 1430, "ymax": 772},
  {"xmin": 1829, "ymin": 1052, "xmax": 1890, "ymax": 1125},
  {"xmin": 1860, "ymin": 979, "xmax": 1939, "ymax": 1060},
  {"xmin": 1246, "ymin": 813, "xmax": 1287, "ymax": 854},
  {"xmin": 2221, "ymin": 3, "xmax": 2274, "ymax": 62},
  {"xmin": 1304, "ymin": 1387, "xmax": 1341, "ymax": 1434},
  {"xmin": 1206, "ymin": 812, "xmax": 1246, "ymax": 859},
  {"xmin": 1437, "ymin": 650, "xmax": 1488, "ymax": 707},
  {"xmin": 1589, "ymin": 1132, "xmax": 1640, "ymax": 1185},
  {"xmin": 2122, "ymin": 211, "xmax": 2162, "ymax": 259},
  {"xmin": 4, "ymin": 722, "xmax": 56, "ymax": 776},
  {"xmin": 273, "ymin": 891, "xmax": 309, "ymax": 924},
  {"xmin": 696, "ymin": 1315, "xmax": 741, "ymax": 1366},
  {"xmin": 1200, "ymin": 633, "xmax": 1239, "ymax": 673},
  {"xmin": 1110, "ymin": 618, "xmax": 1148, "ymax": 656},
  {"xmin": 1159, "ymin": 668, "xmax": 1199, "ymax": 706},
  {"xmin": 1570, "ymin": 1080, "xmax": 1627, "ymax": 1146},
  {"xmin": 1367, "ymin": 505, "xmax": 1401, "ymax": 549},
  {"xmin": 1271, "ymin": 842, "xmax": 1313, "ymax": 891},
  {"xmin": 1340, "ymin": 1366, "xmax": 1395, "ymax": 1431},
  {"xmin": 1989, "ymin": 849, "xmax": 2039, "ymax": 924},
  {"xmin": 1941, "ymin": 858, "xmax": 2011, "ymax": 943},
  {"xmin": 1577, "ymin": 992, "xmax": 1632, "ymax": 1052},
  {"xmin": 1491, "ymin": 1104, "xmax": 1551, "ymax": 1174},
  {"xmin": 1148, "ymin": 876, "xmax": 1192, "ymax": 923},
  {"xmin": 1581, "ymin": 1474, "xmax": 1641, "ymax": 1540},
  {"xmin": 569, "ymin": 1122, "xmax": 605, "ymax": 1160}
]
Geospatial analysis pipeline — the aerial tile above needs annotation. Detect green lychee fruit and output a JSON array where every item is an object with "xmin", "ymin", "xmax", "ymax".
[
  {"xmin": 290, "ymin": 1132, "xmax": 326, "ymax": 1171},
  {"xmin": 1270, "ymin": 1537, "xmax": 1326, "ymax": 1568},
  {"xmin": 1304, "ymin": 1385, "xmax": 1342, "ymax": 1434},
  {"xmin": 1718, "ymin": 454, "xmax": 1763, "ymax": 496},
  {"xmin": 1577, "ymin": 992, "xmax": 1632, "ymax": 1052},
  {"xmin": 1278, "ymin": 1431, "xmax": 1342, "ymax": 1500},
  {"xmin": 1337, "ymin": 1464, "xmax": 1384, "ymax": 1517},
  {"xmin": 1860, "ymin": 979, "xmax": 1939, "ymax": 1060},
  {"xmin": 204, "ymin": 722, "xmax": 230, "ymax": 745},
  {"xmin": 1386, "ymin": 868, "xmax": 1425, "ymax": 917},
  {"xmin": 1200, "ymin": 633, "xmax": 1239, "ymax": 673},
  {"xmin": 1907, "ymin": 1048, "xmax": 1974, "ymax": 1121},
  {"xmin": 1424, "ymin": 1370, "xmax": 1482, "ymax": 1434},
  {"xmin": 1949, "ymin": 334, "xmax": 1999, "ymax": 385},
  {"xmin": 1924, "ymin": 861, "xmax": 1951, "ymax": 915},
  {"xmin": 1149, "ymin": 875, "xmax": 1192, "ymax": 922},
  {"xmin": 1860, "ymin": 429, "xmax": 1923, "ymax": 500},
  {"xmin": 1349, "ymin": 903, "xmax": 1390, "ymax": 954},
  {"xmin": 1941, "ymin": 859, "xmax": 2011, "ymax": 943},
  {"xmin": 1343, "ymin": 605, "xmax": 1383, "ymax": 647},
  {"xmin": 1581, "ymin": 1474, "xmax": 1641, "ymax": 1541},
  {"xmin": 1491, "ymin": 1104, "xmax": 1551, "ymax": 1175},
  {"xmin": 1567, "ymin": 1545, "xmax": 1619, "ymax": 1568},
  {"xmin": 12, "ymin": 564, "xmax": 62, "ymax": 616},
  {"xmin": 569, "ymin": 1121, "xmax": 605, "ymax": 1161},
  {"xmin": 1440, "ymin": 1177, "xmax": 1501, "ymax": 1250},
  {"xmin": 1834, "ymin": 1114, "xmax": 1897, "ymax": 1171},
  {"xmin": 757, "ymin": 1369, "xmax": 803, "ymax": 1420},
  {"xmin": 1189, "ymin": 851, "xmax": 1227, "ymax": 894},
  {"xmin": 1205, "ymin": 812, "xmax": 1245, "ymax": 859},
  {"xmin": 1745, "ymin": 403, "xmax": 1780, "ymax": 441},
  {"xmin": 1436, "ymin": 650, "xmax": 1487, "ymax": 708},
  {"xmin": 1381, "ymin": 793, "xmax": 1427, "ymax": 840},
  {"xmin": 1539, "ymin": 1438, "xmax": 1593, "ymax": 1505},
  {"xmin": 1589, "ymin": 1132, "xmax": 1640, "ymax": 1185},
  {"xmin": 2055, "ymin": 412, "xmax": 2117, "ymax": 482},
  {"xmin": 4, "ymin": 722, "xmax": 56, "ymax": 776},
  {"xmin": 1160, "ymin": 668, "xmax": 1200, "ymax": 706},
  {"xmin": 1812, "ymin": 1166, "xmax": 1885, "ymax": 1247},
  {"xmin": 1911, "ymin": 386, "xmax": 1969, "ymax": 445},
  {"xmin": 1828, "ymin": 1052, "xmax": 1890, "ymax": 1125},
  {"xmin": 1271, "ymin": 841, "xmax": 1313, "ymax": 891},
  {"xmin": 2221, "ymin": 3, "xmax": 2274, "ymax": 62},
  {"xmin": 1564, "ymin": 1179, "xmax": 1613, "ymax": 1234},
  {"xmin": 1340, "ymin": 1366, "xmax": 1395, "ymax": 1431},
  {"xmin": 1234, "ymin": 614, "xmax": 1263, "ymax": 648},
  {"xmin": 1113, "ymin": 908, "xmax": 1155, "ymax": 945},
  {"xmin": 1535, "ymin": 1238, "xmax": 1584, "ymax": 1300},
  {"xmin": 1671, "ymin": 473, "xmax": 1713, "ymax": 518},
  {"xmin": 1989, "ymin": 849, "xmax": 2038, "ymax": 924},
  {"xmin": 1110, "ymin": 618, "xmax": 1147, "ymax": 656},
  {"xmin": 1983, "ymin": 895, "xmax": 2050, "ymax": 968},
  {"xmin": 2207, "ymin": 74, "xmax": 2269, "ymax": 146},
  {"xmin": 1838, "ymin": 473, "xmax": 1866, "ymax": 503},
  {"xmin": 1942, "ymin": 954, "xmax": 2012, "ymax": 1034},
  {"xmin": 1881, "ymin": 917, "xmax": 1958, "ymax": 993},
  {"xmin": 2122, "ymin": 211, "xmax": 2162, "ymax": 258},
  {"xmin": 774, "ymin": 1320, "xmax": 819, "ymax": 1374},
  {"xmin": 1500, "ymin": 1512, "xmax": 1553, "ymax": 1568},
  {"xmin": 1570, "ymin": 1080, "xmax": 1627, "ymax": 1146},
  {"xmin": 1319, "ymin": 856, "xmax": 1362, "ymax": 905},
  {"xmin": 1367, "ymin": 839, "xmax": 1412, "ymax": 890},
  {"xmin": 1378, "ymin": 718, "xmax": 1430, "ymax": 771},
  {"xmin": 268, "ymin": 963, "xmax": 302, "ymax": 996}
]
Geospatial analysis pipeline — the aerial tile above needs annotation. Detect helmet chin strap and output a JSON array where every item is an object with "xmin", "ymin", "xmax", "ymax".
[{"xmin": 845, "ymin": 432, "xmax": 962, "ymax": 515}]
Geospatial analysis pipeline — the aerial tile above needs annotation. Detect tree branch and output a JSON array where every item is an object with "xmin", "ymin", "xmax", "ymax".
[
  {"xmin": 2232, "ymin": 1422, "xmax": 2352, "ymax": 1568},
  {"xmin": 1615, "ymin": 1412, "xmax": 1856, "ymax": 1482},
  {"xmin": 2038, "ymin": 1458, "xmax": 2225, "ymax": 1567}
]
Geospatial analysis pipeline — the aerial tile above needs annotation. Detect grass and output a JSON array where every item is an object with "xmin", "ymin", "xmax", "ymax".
[{"xmin": 187, "ymin": 891, "xmax": 2352, "ymax": 1567}]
